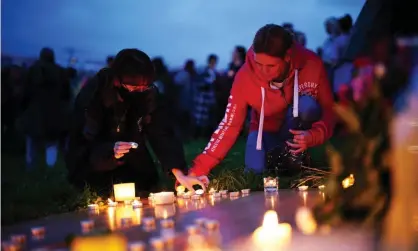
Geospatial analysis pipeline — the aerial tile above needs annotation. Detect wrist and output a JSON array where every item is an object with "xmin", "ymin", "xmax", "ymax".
[{"xmin": 171, "ymin": 168, "xmax": 185, "ymax": 178}]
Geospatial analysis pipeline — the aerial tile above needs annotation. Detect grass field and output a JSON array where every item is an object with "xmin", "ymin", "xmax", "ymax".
[{"xmin": 1, "ymin": 136, "xmax": 329, "ymax": 226}]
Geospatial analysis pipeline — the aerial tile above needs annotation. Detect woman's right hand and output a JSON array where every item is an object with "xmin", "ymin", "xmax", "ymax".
[
  {"xmin": 172, "ymin": 170, "xmax": 209, "ymax": 193},
  {"xmin": 113, "ymin": 141, "xmax": 132, "ymax": 159}
]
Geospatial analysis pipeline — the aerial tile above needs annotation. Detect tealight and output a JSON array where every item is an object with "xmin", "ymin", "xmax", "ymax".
[
  {"xmin": 150, "ymin": 237, "xmax": 165, "ymax": 250},
  {"xmin": 298, "ymin": 185, "xmax": 308, "ymax": 191},
  {"xmin": 252, "ymin": 211, "xmax": 292, "ymax": 248},
  {"xmin": 191, "ymin": 194, "xmax": 200, "ymax": 200},
  {"xmin": 31, "ymin": 226, "xmax": 45, "ymax": 238},
  {"xmin": 318, "ymin": 185, "xmax": 325, "ymax": 190},
  {"xmin": 205, "ymin": 220, "xmax": 220, "ymax": 231},
  {"xmin": 176, "ymin": 185, "xmax": 186, "ymax": 196},
  {"xmin": 130, "ymin": 142, "xmax": 138, "ymax": 149},
  {"xmin": 132, "ymin": 199, "xmax": 142, "ymax": 209},
  {"xmin": 160, "ymin": 219, "xmax": 175, "ymax": 229},
  {"xmin": 108, "ymin": 199, "xmax": 118, "ymax": 207},
  {"xmin": 2, "ymin": 242, "xmax": 19, "ymax": 251},
  {"xmin": 153, "ymin": 192, "xmax": 175, "ymax": 205},
  {"xmin": 143, "ymin": 217, "xmax": 156, "ymax": 228},
  {"xmin": 213, "ymin": 192, "xmax": 221, "ymax": 198},
  {"xmin": 129, "ymin": 241, "xmax": 145, "ymax": 251},
  {"xmin": 295, "ymin": 207, "xmax": 317, "ymax": 235},
  {"xmin": 10, "ymin": 234, "xmax": 26, "ymax": 245},
  {"xmin": 186, "ymin": 225, "xmax": 200, "ymax": 235},
  {"xmin": 195, "ymin": 189, "xmax": 204, "ymax": 195},
  {"xmin": 241, "ymin": 189, "xmax": 250, "ymax": 194},
  {"xmin": 220, "ymin": 190, "xmax": 228, "ymax": 195},
  {"xmin": 88, "ymin": 204, "xmax": 99, "ymax": 210},
  {"xmin": 229, "ymin": 191, "xmax": 239, "ymax": 197},
  {"xmin": 80, "ymin": 220, "xmax": 95, "ymax": 233}
]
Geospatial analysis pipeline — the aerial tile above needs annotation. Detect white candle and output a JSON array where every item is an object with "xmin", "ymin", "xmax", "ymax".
[
  {"xmin": 208, "ymin": 188, "xmax": 216, "ymax": 194},
  {"xmin": 220, "ymin": 190, "xmax": 228, "ymax": 196},
  {"xmin": 298, "ymin": 185, "xmax": 308, "ymax": 191},
  {"xmin": 129, "ymin": 241, "xmax": 145, "ymax": 251},
  {"xmin": 108, "ymin": 198, "xmax": 118, "ymax": 207},
  {"xmin": 214, "ymin": 192, "xmax": 221, "ymax": 198},
  {"xmin": 80, "ymin": 220, "xmax": 95, "ymax": 233},
  {"xmin": 252, "ymin": 211, "xmax": 292, "ymax": 249},
  {"xmin": 241, "ymin": 189, "xmax": 250, "ymax": 194},
  {"xmin": 195, "ymin": 189, "xmax": 204, "ymax": 195},
  {"xmin": 113, "ymin": 183, "xmax": 136, "ymax": 202},
  {"xmin": 176, "ymin": 185, "xmax": 186, "ymax": 196},
  {"xmin": 130, "ymin": 142, "xmax": 138, "ymax": 149},
  {"xmin": 88, "ymin": 204, "xmax": 99, "ymax": 210},
  {"xmin": 229, "ymin": 191, "xmax": 239, "ymax": 197},
  {"xmin": 10, "ymin": 234, "xmax": 26, "ymax": 245},
  {"xmin": 153, "ymin": 192, "xmax": 175, "ymax": 205},
  {"xmin": 132, "ymin": 199, "xmax": 142, "ymax": 209}
]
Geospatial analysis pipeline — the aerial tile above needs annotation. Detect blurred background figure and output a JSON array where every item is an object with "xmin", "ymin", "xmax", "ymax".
[{"xmin": 20, "ymin": 48, "xmax": 71, "ymax": 169}]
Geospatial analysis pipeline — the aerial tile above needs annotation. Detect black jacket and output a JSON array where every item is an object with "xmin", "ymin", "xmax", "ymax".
[{"xmin": 66, "ymin": 69, "xmax": 187, "ymax": 191}]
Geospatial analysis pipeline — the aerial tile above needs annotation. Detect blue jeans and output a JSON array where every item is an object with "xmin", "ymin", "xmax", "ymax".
[
  {"xmin": 26, "ymin": 137, "xmax": 58, "ymax": 169},
  {"xmin": 245, "ymin": 95, "xmax": 322, "ymax": 173}
]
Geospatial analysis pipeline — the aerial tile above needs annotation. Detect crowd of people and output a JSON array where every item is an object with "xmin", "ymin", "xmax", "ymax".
[{"xmin": 1, "ymin": 14, "xmax": 354, "ymax": 196}]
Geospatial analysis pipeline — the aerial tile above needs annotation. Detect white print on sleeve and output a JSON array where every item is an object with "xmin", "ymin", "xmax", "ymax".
[
  {"xmin": 203, "ymin": 95, "xmax": 237, "ymax": 154},
  {"xmin": 299, "ymin": 81, "xmax": 319, "ymax": 98}
]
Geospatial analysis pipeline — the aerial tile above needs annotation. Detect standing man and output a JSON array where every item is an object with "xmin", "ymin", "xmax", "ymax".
[
  {"xmin": 66, "ymin": 49, "xmax": 189, "ymax": 196},
  {"xmin": 175, "ymin": 24, "xmax": 335, "ymax": 191}
]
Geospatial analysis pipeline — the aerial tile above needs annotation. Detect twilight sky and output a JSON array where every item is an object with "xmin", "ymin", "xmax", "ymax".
[{"xmin": 1, "ymin": 0, "xmax": 364, "ymax": 69}]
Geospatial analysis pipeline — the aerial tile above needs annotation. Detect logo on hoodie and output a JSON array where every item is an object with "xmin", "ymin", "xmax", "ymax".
[{"xmin": 299, "ymin": 81, "xmax": 319, "ymax": 98}]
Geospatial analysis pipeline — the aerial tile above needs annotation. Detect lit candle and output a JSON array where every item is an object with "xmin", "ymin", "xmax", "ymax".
[
  {"xmin": 298, "ymin": 185, "xmax": 308, "ymax": 191},
  {"xmin": 129, "ymin": 241, "xmax": 145, "ymax": 251},
  {"xmin": 113, "ymin": 183, "xmax": 136, "ymax": 202},
  {"xmin": 176, "ymin": 185, "xmax": 186, "ymax": 196},
  {"xmin": 70, "ymin": 234, "xmax": 127, "ymax": 251},
  {"xmin": 208, "ymin": 188, "xmax": 216, "ymax": 195},
  {"xmin": 153, "ymin": 192, "xmax": 175, "ymax": 205},
  {"xmin": 220, "ymin": 190, "xmax": 228, "ymax": 196},
  {"xmin": 241, "ymin": 189, "xmax": 250, "ymax": 195},
  {"xmin": 132, "ymin": 199, "xmax": 142, "ymax": 209},
  {"xmin": 88, "ymin": 204, "xmax": 99, "ymax": 210},
  {"xmin": 80, "ymin": 220, "xmax": 95, "ymax": 233},
  {"xmin": 195, "ymin": 189, "xmax": 204, "ymax": 195},
  {"xmin": 318, "ymin": 185, "xmax": 325, "ymax": 190},
  {"xmin": 252, "ymin": 211, "xmax": 292, "ymax": 249},
  {"xmin": 342, "ymin": 174, "xmax": 355, "ymax": 188},
  {"xmin": 295, "ymin": 207, "xmax": 317, "ymax": 235},
  {"xmin": 130, "ymin": 142, "xmax": 138, "ymax": 149},
  {"xmin": 229, "ymin": 191, "xmax": 239, "ymax": 198},
  {"xmin": 108, "ymin": 199, "xmax": 118, "ymax": 207},
  {"xmin": 183, "ymin": 191, "xmax": 192, "ymax": 199},
  {"xmin": 10, "ymin": 234, "xmax": 26, "ymax": 245},
  {"xmin": 31, "ymin": 226, "xmax": 45, "ymax": 238}
]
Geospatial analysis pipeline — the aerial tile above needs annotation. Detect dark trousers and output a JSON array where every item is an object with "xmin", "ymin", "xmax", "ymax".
[{"xmin": 245, "ymin": 96, "xmax": 322, "ymax": 173}]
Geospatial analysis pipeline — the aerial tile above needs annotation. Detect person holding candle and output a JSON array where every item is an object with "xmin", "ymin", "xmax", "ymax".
[
  {"xmin": 66, "ymin": 49, "xmax": 190, "ymax": 196},
  {"xmin": 175, "ymin": 24, "xmax": 335, "ymax": 188}
]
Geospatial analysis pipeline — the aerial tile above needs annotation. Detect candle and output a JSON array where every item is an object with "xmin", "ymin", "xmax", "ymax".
[
  {"xmin": 183, "ymin": 191, "xmax": 192, "ymax": 199},
  {"xmin": 220, "ymin": 190, "xmax": 228, "ymax": 196},
  {"xmin": 176, "ymin": 185, "xmax": 186, "ymax": 196},
  {"xmin": 132, "ymin": 199, "xmax": 142, "ymax": 209},
  {"xmin": 252, "ymin": 210, "xmax": 292, "ymax": 249},
  {"xmin": 186, "ymin": 225, "xmax": 200, "ymax": 235},
  {"xmin": 70, "ymin": 234, "xmax": 127, "ymax": 251},
  {"xmin": 31, "ymin": 226, "xmax": 45, "ymax": 238},
  {"xmin": 143, "ymin": 217, "xmax": 156, "ymax": 228},
  {"xmin": 195, "ymin": 218, "xmax": 207, "ymax": 228},
  {"xmin": 208, "ymin": 188, "xmax": 216, "ymax": 194},
  {"xmin": 113, "ymin": 183, "xmax": 136, "ymax": 202},
  {"xmin": 153, "ymin": 192, "xmax": 175, "ymax": 205},
  {"xmin": 10, "ymin": 234, "xmax": 26, "ymax": 245},
  {"xmin": 191, "ymin": 194, "xmax": 200, "ymax": 200},
  {"xmin": 214, "ymin": 192, "xmax": 221, "ymax": 198},
  {"xmin": 149, "ymin": 237, "xmax": 164, "ymax": 251},
  {"xmin": 108, "ymin": 199, "xmax": 118, "ymax": 207},
  {"xmin": 80, "ymin": 220, "xmax": 95, "ymax": 233},
  {"xmin": 295, "ymin": 207, "xmax": 317, "ymax": 235},
  {"xmin": 298, "ymin": 185, "xmax": 308, "ymax": 191},
  {"xmin": 342, "ymin": 174, "xmax": 355, "ymax": 188},
  {"xmin": 129, "ymin": 241, "xmax": 145, "ymax": 251},
  {"xmin": 205, "ymin": 220, "xmax": 220, "ymax": 231},
  {"xmin": 88, "ymin": 204, "xmax": 99, "ymax": 210},
  {"xmin": 130, "ymin": 142, "xmax": 138, "ymax": 149},
  {"xmin": 229, "ymin": 191, "xmax": 239, "ymax": 197},
  {"xmin": 160, "ymin": 219, "xmax": 175, "ymax": 229},
  {"xmin": 195, "ymin": 189, "xmax": 204, "ymax": 195},
  {"xmin": 241, "ymin": 189, "xmax": 250, "ymax": 195},
  {"xmin": 318, "ymin": 185, "xmax": 325, "ymax": 190}
]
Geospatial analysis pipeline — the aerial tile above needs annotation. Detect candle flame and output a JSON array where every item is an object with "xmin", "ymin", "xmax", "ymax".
[
  {"xmin": 342, "ymin": 174, "xmax": 355, "ymax": 188},
  {"xmin": 262, "ymin": 210, "xmax": 279, "ymax": 228}
]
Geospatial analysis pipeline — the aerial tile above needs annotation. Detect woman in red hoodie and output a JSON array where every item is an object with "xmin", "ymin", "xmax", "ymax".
[{"xmin": 175, "ymin": 24, "xmax": 335, "ymax": 191}]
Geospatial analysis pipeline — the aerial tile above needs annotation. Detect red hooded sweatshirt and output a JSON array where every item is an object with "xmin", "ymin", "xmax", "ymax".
[{"xmin": 189, "ymin": 44, "xmax": 335, "ymax": 176}]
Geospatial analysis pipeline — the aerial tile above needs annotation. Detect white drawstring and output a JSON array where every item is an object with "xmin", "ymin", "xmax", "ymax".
[
  {"xmin": 293, "ymin": 70, "xmax": 299, "ymax": 118},
  {"xmin": 256, "ymin": 87, "xmax": 265, "ymax": 150},
  {"xmin": 255, "ymin": 69, "xmax": 299, "ymax": 151}
]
